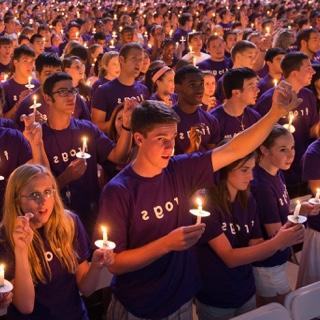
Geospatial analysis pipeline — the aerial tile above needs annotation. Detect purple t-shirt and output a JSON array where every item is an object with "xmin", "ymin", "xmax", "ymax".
[
  {"xmin": 258, "ymin": 74, "xmax": 274, "ymax": 98},
  {"xmin": 218, "ymin": 22, "xmax": 233, "ymax": 32},
  {"xmin": 15, "ymin": 88, "xmax": 91, "ymax": 131},
  {"xmin": 255, "ymin": 87, "xmax": 319, "ymax": 186},
  {"xmin": 1, "ymin": 78, "xmax": 40, "ymax": 113},
  {"xmin": 172, "ymin": 28, "xmax": 189, "ymax": 42},
  {"xmin": 173, "ymin": 105, "xmax": 220, "ymax": 154},
  {"xmin": 1, "ymin": 213, "xmax": 90, "ymax": 320},
  {"xmin": 42, "ymin": 118, "xmax": 115, "ymax": 234},
  {"xmin": 0, "ymin": 117, "xmax": 16, "ymax": 129},
  {"xmin": 91, "ymin": 77, "xmax": 109, "ymax": 96},
  {"xmin": 197, "ymin": 58, "xmax": 232, "ymax": 80},
  {"xmin": 210, "ymin": 105, "xmax": 261, "ymax": 141},
  {"xmin": 196, "ymin": 194, "xmax": 261, "ymax": 308},
  {"xmin": 92, "ymin": 78, "xmax": 149, "ymax": 121},
  {"xmin": 302, "ymin": 138, "xmax": 320, "ymax": 231},
  {"xmin": 96, "ymin": 151, "xmax": 214, "ymax": 318},
  {"xmin": 0, "ymin": 127, "xmax": 31, "ymax": 217},
  {"xmin": 251, "ymin": 165, "xmax": 291, "ymax": 267}
]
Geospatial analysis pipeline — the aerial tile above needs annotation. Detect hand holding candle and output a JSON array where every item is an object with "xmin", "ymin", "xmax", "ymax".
[
  {"xmin": 0, "ymin": 264, "xmax": 13, "ymax": 295},
  {"xmin": 29, "ymin": 95, "xmax": 41, "ymax": 118},
  {"xmin": 288, "ymin": 200, "xmax": 307, "ymax": 224},
  {"xmin": 76, "ymin": 136, "xmax": 91, "ymax": 159},
  {"xmin": 95, "ymin": 225, "xmax": 116, "ymax": 250},
  {"xmin": 309, "ymin": 188, "xmax": 320, "ymax": 205}
]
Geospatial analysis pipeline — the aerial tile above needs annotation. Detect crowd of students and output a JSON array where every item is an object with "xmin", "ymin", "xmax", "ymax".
[{"xmin": 0, "ymin": 0, "xmax": 320, "ymax": 319}]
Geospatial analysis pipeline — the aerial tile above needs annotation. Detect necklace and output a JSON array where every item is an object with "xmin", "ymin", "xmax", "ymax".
[{"xmin": 236, "ymin": 113, "xmax": 245, "ymax": 131}]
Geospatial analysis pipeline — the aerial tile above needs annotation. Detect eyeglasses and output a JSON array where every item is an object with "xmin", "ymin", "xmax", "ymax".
[
  {"xmin": 51, "ymin": 88, "xmax": 78, "ymax": 97},
  {"xmin": 20, "ymin": 189, "xmax": 55, "ymax": 203}
]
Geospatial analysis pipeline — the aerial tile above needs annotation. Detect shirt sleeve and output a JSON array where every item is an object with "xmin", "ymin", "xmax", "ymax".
[
  {"xmin": 302, "ymin": 143, "xmax": 320, "ymax": 181},
  {"xmin": 208, "ymin": 114, "xmax": 221, "ymax": 145},
  {"xmin": 91, "ymin": 84, "xmax": 108, "ymax": 112},
  {"xmin": 249, "ymin": 197, "xmax": 262, "ymax": 239},
  {"xmin": 16, "ymin": 130, "xmax": 32, "ymax": 164}
]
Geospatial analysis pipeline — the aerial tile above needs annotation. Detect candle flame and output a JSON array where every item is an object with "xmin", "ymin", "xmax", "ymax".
[
  {"xmin": 273, "ymin": 79, "xmax": 278, "ymax": 87},
  {"xmin": 196, "ymin": 197, "xmax": 202, "ymax": 208},
  {"xmin": 101, "ymin": 225, "xmax": 107, "ymax": 233}
]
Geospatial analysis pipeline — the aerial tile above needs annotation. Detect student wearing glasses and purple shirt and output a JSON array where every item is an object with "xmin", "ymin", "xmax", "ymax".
[
  {"xmin": 96, "ymin": 79, "xmax": 302, "ymax": 320},
  {"xmin": 0, "ymin": 164, "xmax": 114, "ymax": 320},
  {"xmin": 41, "ymin": 72, "xmax": 134, "ymax": 236}
]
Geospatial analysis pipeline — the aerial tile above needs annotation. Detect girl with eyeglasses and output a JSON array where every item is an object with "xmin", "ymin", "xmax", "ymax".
[{"xmin": 0, "ymin": 164, "xmax": 114, "ymax": 319}]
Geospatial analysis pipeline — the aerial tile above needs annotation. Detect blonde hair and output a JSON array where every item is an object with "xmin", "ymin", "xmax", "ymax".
[
  {"xmin": 1, "ymin": 164, "xmax": 78, "ymax": 284},
  {"xmin": 99, "ymin": 51, "xmax": 119, "ymax": 78}
]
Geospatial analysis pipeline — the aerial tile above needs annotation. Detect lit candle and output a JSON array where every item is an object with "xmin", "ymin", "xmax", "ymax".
[
  {"xmin": 92, "ymin": 28, "xmax": 96, "ymax": 34},
  {"xmin": 110, "ymin": 39, "xmax": 115, "ymax": 48},
  {"xmin": 192, "ymin": 55, "xmax": 196, "ymax": 66},
  {"xmin": 119, "ymin": 26, "xmax": 123, "ymax": 32},
  {"xmin": 288, "ymin": 112, "xmax": 294, "ymax": 130},
  {"xmin": 273, "ymin": 79, "xmax": 278, "ymax": 87},
  {"xmin": 113, "ymin": 14, "xmax": 117, "ymax": 20},
  {"xmin": 144, "ymin": 31, "xmax": 148, "ymax": 38},
  {"xmin": 82, "ymin": 136, "xmax": 88, "ymax": 153},
  {"xmin": 169, "ymin": 29, "xmax": 173, "ymax": 37},
  {"xmin": 28, "ymin": 76, "xmax": 32, "ymax": 86},
  {"xmin": 189, "ymin": 45, "xmax": 193, "ymax": 53},
  {"xmin": 0, "ymin": 264, "xmax": 4, "ymax": 287},
  {"xmin": 1, "ymin": 73, "xmax": 8, "ymax": 82},
  {"xmin": 293, "ymin": 200, "xmax": 301, "ymax": 219},
  {"xmin": 288, "ymin": 25, "xmax": 292, "ymax": 30},
  {"xmin": 283, "ymin": 111, "xmax": 295, "ymax": 133},
  {"xmin": 316, "ymin": 188, "xmax": 320, "ymax": 201},
  {"xmin": 76, "ymin": 31, "xmax": 79, "ymax": 39},
  {"xmin": 112, "ymin": 31, "xmax": 117, "ymax": 39},
  {"xmin": 265, "ymin": 26, "xmax": 270, "ymax": 35},
  {"xmin": 196, "ymin": 197, "xmax": 202, "ymax": 224},
  {"xmin": 101, "ymin": 226, "xmax": 108, "ymax": 245}
]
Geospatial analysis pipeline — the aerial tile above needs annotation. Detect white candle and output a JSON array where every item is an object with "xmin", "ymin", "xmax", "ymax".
[
  {"xmin": 316, "ymin": 188, "xmax": 320, "ymax": 201},
  {"xmin": 265, "ymin": 26, "xmax": 270, "ymax": 35},
  {"xmin": 0, "ymin": 264, "xmax": 4, "ymax": 287},
  {"xmin": 288, "ymin": 112, "xmax": 294, "ymax": 128},
  {"xmin": 293, "ymin": 200, "xmax": 301, "ymax": 218},
  {"xmin": 76, "ymin": 31, "xmax": 79, "ymax": 39},
  {"xmin": 180, "ymin": 36, "xmax": 186, "ymax": 43},
  {"xmin": 81, "ymin": 136, "xmax": 88, "ymax": 153},
  {"xmin": 196, "ymin": 197, "xmax": 203, "ymax": 224},
  {"xmin": 101, "ymin": 226, "xmax": 108, "ymax": 245},
  {"xmin": 2, "ymin": 73, "xmax": 8, "ymax": 82},
  {"xmin": 28, "ymin": 76, "xmax": 32, "ymax": 86},
  {"xmin": 273, "ymin": 79, "xmax": 278, "ymax": 87}
]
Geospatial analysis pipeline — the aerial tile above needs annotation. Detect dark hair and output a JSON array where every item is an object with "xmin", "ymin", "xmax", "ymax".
[
  {"xmin": 223, "ymin": 67, "xmax": 257, "ymax": 99},
  {"xmin": 207, "ymin": 34, "xmax": 223, "ymax": 47},
  {"xmin": 296, "ymin": 28, "xmax": 319, "ymax": 50},
  {"xmin": 107, "ymin": 104, "xmax": 124, "ymax": 141},
  {"xmin": 145, "ymin": 65, "xmax": 173, "ymax": 93},
  {"xmin": 230, "ymin": 40, "xmax": 256, "ymax": 62},
  {"xmin": 178, "ymin": 13, "xmax": 192, "ymax": 26},
  {"xmin": 62, "ymin": 55, "xmax": 81, "ymax": 70},
  {"xmin": 308, "ymin": 64, "xmax": 320, "ymax": 99},
  {"xmin": 281, "ymin": 52, "xmax": 309, "ymax": 78},
  {"xmin": 174, "ymin": 65, "xmax": 202, "ymax": 85},
  {"xmin": 68, "ymin": 45, "xmax": 88, "ymax": 63},
  {"xmin": 0, "ymin": 35, "xmax": 12, "ymax": 46},
  {"xmin": 119, "ymin": 42, "xmax": 143, "ymax": 59},
  {"xmin": 94, "ymin": 32, "xmax": 106, "ymax": 41},
  {"xmin": 13, "ymin": 45, "xmax": 35, "ymax": 61},
  {"xmin": 30, "ymin": 33, "xmax": 43, "ymax": 44},
  {"xmin": 208, "ymin": 138, "xmax": 257, "ymax": 215},
  {"xmin": 265, "ymin": 47, "xmax": 286, "ymax": 62},
  {"xmin": 43, "ymin": 72, "xmax": 72, "ymax": 96},
  {"xmin": 35, "ymin": 52, "xmax": 62, "ymax": 73},
  {"xmin": 131, "ymin": 100, "xmax": 180, "ymax": 136}
]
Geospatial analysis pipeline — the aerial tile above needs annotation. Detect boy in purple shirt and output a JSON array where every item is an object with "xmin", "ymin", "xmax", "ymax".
[
  {"xmin": 255, "ymin": 52, "xmax": 318, "ymax": 197},
  {"xmin": 41, "ymin": 72, "xmax": 133, "ymax": 236},
  {"xmin": 92, "ymin": 42, "xmax": 149, "ymax": 133},
  {"xmin": 15, "ymin": 52, "xmax": 90, "ymax": 130},
  {"xmin": 96, "ymin": 80, "xmax": 302, "ymax": 319},
  {"xmin": 215, "ymin": 40, "xmax": 257, "ymax": 104},
  {"xmin": 297, "ymin": 28, "xmax": 320, "ymax": 64},
  {"xmin": 211, "ymin": 68, "xmax": 261, "ymax": 141},
  {"xmin": 1, "ymin": 45, "xmax": 39, "ymax": 119},
  {"xmin": 258, "ymin": 48, "xmax": 285, "ymax": 97},
  {"xmin": 197, "ymin": 35, "xmax": 232, "ymax": 81},
  {"xmin": 172, "ymin": 13, "xmax": 193, "ymax": 43},
  {"xmin": 0, "ymin": 35, "xmax": 13, "ymax": 78},
  {"xmin": 173, "ymin": 65, "xmax": 220, "ymax": 154}
]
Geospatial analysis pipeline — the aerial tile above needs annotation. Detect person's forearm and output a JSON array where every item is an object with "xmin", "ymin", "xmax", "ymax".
[
  {"xmin": 108, "ymin": 130, "xmax": 132, "ymax": 164},
  {"xmin": 3, "ymin": 102, "xmax": 20, "ymax": 120},
  {"xmin": 217, "ymin": 236, "xmax": 282, "ymax": 268},
  {"xmin": 78, "ymin": 264, "xmax": 103, "ymax": 297},
  {"xmin": 108, "ymin": 236, "xmax": 170, "ymax": 275},
  {"xmin": 30, "ymin": 142, "xmax": 50, "ymax": 168},
  {"xmin": 13, "ymin": 250, "xmax": 35, "ymax": 314}
]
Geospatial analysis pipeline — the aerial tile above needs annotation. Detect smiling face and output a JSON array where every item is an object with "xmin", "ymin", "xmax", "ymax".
[{"xmin": 19, "ymin": 174, "xmax": 55, "ymax": 228}]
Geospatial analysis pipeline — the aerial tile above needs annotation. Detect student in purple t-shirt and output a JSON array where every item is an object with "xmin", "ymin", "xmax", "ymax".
[
  {"xmin": 0, "ymin": 114, "xmax": 49, "ymax": 217},
  {"xmin": 211, "ymin": 68, "xmax": 261, "ymax": 142},
  {"xmin": 297, "ymin": 28, "xmax": 320, "ymax": 65},
  {"xmin": 0, "ymin": 35, "xmax": 13, "ymax": 78},
  {"xmin": 297, "ymin": 137, "xmax": 320, "ymax": 288},
  {"xmin": 42, "ymin": 72, "xmax": 133, "ymax": 236},
  {"xmin": 258, "ymin": 48, "xmax": 285, "ymax": 97},
  {"xmin": 215, "ymin": 40, "xmax": 257, "ymax": 104},
  {"xmin": 146, "ymin": 65, "xmax": 177, "ymax": 107},
  {"xmin": 172, "ymin": 13, "xmax": 192, "ymax": 43},
  {"xmin": 197, "ymin": 35, "xmax": 232, "ymax": 81},
  {"xmin": 173, "ymin": 66, "xmax": 220, "ymax": 154},
  {"xmin": 1, "ymin": 45, "xmax": 39, "ymax": 119},
  {"xmin": 251, "ymin": 125, "xmax": 316, "ymax": 305},
  {"xmin": 201, "ymin": 71, "xmax": 217, "ymax": 112},
  {"xmin": 96, "ymin": 83, "xmax": 302, "ymax": 319},
  {"xmin": 255, "ymin": 52, "xmax": 318, "ymax": 197},
  {"xmin": 15, "ymin": 52, "xmax": 91, "ymax": 131},
  {"xmin": 0, "ymin": 164, "xmax": 114, "ymax": 320},
  {"xmin": 92, "ymin": 42, "xmax": 149, "ymax": 133},
  {"xmin": 195, "ymin": 147, "xmax": 303, "ymax": 319}
]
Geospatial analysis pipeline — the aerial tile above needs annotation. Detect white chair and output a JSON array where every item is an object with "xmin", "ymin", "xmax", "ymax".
[
  {"xmin": 285, "ymin": 281, "xmax": 320, "ymax": 320},
  {"xmin": 231, "ymin": 303, "xmax": 292, "ymax": 320}
]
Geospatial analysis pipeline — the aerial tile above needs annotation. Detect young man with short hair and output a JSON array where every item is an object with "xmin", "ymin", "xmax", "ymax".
[
  {"xmin": 92, "ymin": 42, "xmax": 149, "ymax": 132},
  {"xmin": 97, "ymin": 82, "xmax": 302, "ymax": 319},
  {"xmin": 255, "ymin": 52, "xmax": 318, "ymax": 196},
  {"xmin": 211, "ymin": 68, "xmax": 261, "ymax": 141},
  {"xmin": 0, "ymin": 35, "xmax": 13, "ymax": 77},
  {"xmin": 297, "ymin": 28, "xmax": 320, "ymax": 64},
  {"xmin": 30, "ymin": 33, "xmax": 45, "ymax": 58},
  {"xmin": 197, "ymin": 35, "xmax": 232, "ymax": 80},
  {"xmin": 182, "ymin": 32, "xmax": 210, "ymax": 65},
  {"xmin": 173, "ymin": 65, "xmax": 220, "ymax": 154},
  {"xmin": 41, "ymin": 72, "xmax": 134, "ymax": 235},
  {"xmin": 1, "ymin": 45, "xmax": 39, "ymax": 119}
]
